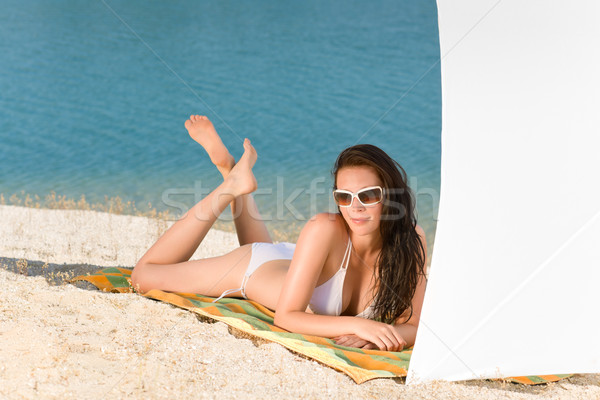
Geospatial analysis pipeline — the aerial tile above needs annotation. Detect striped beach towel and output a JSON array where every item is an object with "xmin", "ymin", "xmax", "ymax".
[{"xmin": 71, "ymin": 267, "xmax": 572, "ymax": 385}]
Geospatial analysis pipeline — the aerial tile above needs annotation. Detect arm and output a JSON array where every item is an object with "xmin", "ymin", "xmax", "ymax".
[
  {"xmin": 391, "ymin": 224, "xmax": 427, "ymax": 347},
  {"xmin": 274, "ymin": 214, "xmax": 405, "ymax": 350},
  {"xmin": 335, "ymin": 224, "xmax": 428, "ymax": 350},
  {"xmin": 274, "ymin": 213, "xmax": 354, "ymax": 337},
  {"xmin": 336, "ymin": 322, "xmax": 418, "ymax": 351}
]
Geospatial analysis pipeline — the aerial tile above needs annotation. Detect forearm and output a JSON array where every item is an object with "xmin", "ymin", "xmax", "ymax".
[
  {"xmin": 274, "ymin": 310, "xmax": 357, "ymax": 338},
  {"xmin": 394, "ymin": 323, "xmax": 418, "ymax": 348}
]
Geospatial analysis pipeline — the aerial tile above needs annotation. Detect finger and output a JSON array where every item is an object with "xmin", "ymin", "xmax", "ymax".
[
  {"xmin": 376, "ymin": 326, "xmax": 401, "ymax": 352},
  {"xmin": 386, "ymin": 332, "xmax": 403, "ymax": 352},
  {"xmin": 372, "ymin": 337, "xmax": 387, "ymax": 351},
  {"xmin": 380, "ymin": 332, "xmax": 397, "ymax": 351},
  {"xmin": 362, "ymin": 343, "xmax": 377, "ymax": 350},
  {"xmin": 379, "ymin": 334, "xmax": 396, "ymax": 351},
  {"xmin": 388, "ymin": 327, "xmax": 406, "ymax": 351},
  {"xmin": 342, "ymin": 339, "xmax": 367, "ymax": 348},
  {"xmin": 345, "ymin": 338, "xmax": 365, "ymax": 348}
]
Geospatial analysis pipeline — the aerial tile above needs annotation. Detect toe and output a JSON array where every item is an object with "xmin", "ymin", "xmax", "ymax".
[{"xmin": 243, "ymin": 138, "xmax": 256, "ymax": 155}]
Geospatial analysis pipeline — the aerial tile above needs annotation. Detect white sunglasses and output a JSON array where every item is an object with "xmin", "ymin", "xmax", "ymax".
[{"xmin": 333, "ymin": 186, "xmax": 384, "ymax": 207}]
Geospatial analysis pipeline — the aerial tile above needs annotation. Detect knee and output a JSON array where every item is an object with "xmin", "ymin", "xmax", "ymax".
[{"xmin": 130, "ymin": 263, "xmax": 153, "ymax": 294}]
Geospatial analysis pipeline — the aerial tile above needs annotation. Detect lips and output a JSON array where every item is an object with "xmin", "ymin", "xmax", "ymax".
[{"xmin": 350, "ymin": 217, "xmax": 369, "ymax": 224}]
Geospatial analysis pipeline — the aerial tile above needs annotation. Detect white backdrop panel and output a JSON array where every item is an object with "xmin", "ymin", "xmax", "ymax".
[{"xmin": 407, "ymin": 0, "xmax": 600, "ymax": 383}]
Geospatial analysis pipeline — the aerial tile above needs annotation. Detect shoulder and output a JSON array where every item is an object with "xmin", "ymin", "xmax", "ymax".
[
  {"xmin": 296, "ymin": 213, "xmax": 346, "ymax": 247},
  {"xmin": 303, "ymin": 212, "xmax": 346, "ymax": 234},
  {"xmin": 291, "ymin": 214, "xmax": 346, "ymax": 277}
]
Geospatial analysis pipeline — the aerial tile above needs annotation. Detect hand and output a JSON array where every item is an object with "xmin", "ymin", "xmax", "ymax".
[
  {"xmin": 352, "ymin": 319, "xmax": 407, "ymax": 352},
  {"xmin": 333, "ymin": 334, "xmax": 378, "ymax": 349}
]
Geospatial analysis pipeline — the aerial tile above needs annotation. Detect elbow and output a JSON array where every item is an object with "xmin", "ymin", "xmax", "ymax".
[
  {"xmin": 395, "ymin": 313, "xmax": 420, "ymax": 329},
  {"xmin": 273, "ymin": 310, "xmax": 292, "ymax": 331},
  {"xmin": 273, "ymin": 311, "xmax": 284, "ymax": 328},
  {"xmin": 406, "ymin": 320, "xmax": 420, "ymax": 332}
]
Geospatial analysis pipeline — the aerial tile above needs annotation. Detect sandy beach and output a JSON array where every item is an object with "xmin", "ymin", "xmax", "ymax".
[{"xmin": 1, "ymin": 204, "xmax": 598, "ymax": 399}]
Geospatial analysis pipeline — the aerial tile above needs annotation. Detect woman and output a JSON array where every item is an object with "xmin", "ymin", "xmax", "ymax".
[{"xmin": 131, "ymin": 115, "xmax": 427, "ymax": 352}]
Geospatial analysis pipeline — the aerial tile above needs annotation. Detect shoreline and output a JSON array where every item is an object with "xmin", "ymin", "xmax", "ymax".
[
  {"xmin": 1, "ymin": 204, "xmax": 597, "ymax": 398},
  {"xmin": 0, "ymin": 190, "xmax": 317, "ymax": 244},
  {"xmin": 0, "ymin": 204, "xmax": 239, "ymax": 269}
]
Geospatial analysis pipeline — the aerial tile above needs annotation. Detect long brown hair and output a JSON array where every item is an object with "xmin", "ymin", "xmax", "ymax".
[{"xmin": 332, "ymin": 144, "xmax": 426, "ymax": 324}]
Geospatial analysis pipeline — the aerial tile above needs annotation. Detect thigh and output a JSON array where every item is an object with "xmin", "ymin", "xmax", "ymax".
[{"xmin": 139, "ymin": 244, "xmax": 253, "ymax": 296}]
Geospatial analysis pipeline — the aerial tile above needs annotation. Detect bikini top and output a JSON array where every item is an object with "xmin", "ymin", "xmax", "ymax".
[{"xmin": 308, "ymin": 237, "xmax": 375, "ymax": 319}]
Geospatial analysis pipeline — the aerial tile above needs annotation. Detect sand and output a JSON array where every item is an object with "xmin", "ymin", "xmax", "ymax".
[{"xmin": 1, "ymin": 204, "xmax": 598, "ymax": 399}]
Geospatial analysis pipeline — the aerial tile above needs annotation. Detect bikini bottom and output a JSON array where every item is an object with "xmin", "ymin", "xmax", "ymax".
[{"xmin": 211, "ymin": 242, "xmax": 295, "ymax": 303}]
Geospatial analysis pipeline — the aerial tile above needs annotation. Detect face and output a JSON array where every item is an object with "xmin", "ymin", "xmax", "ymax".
[{"xmin": 335, "ymin": 166, "xmax": 384, "ymax": 237}]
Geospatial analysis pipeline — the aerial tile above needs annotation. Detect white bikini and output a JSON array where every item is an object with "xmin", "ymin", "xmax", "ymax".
[{"xmin": 212, "ymin": 239, "xmax": 375, "ymax": 319}]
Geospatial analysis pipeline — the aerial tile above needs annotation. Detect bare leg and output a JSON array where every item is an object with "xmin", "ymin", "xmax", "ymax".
[
  {"xmin": 230, "ymin": 194, "xmax": 272, "ymax": 245},
  {"xmin": 132, "ymin": 139, "xmax": 260, "ymax": 294},
  {"xmin": 185, "ymin": 115, "xmax": 271, "ymax": 245}
]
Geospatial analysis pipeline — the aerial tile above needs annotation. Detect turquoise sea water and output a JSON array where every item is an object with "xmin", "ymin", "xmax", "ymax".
[{"xmin": 0, "ymin": 0, "xmax": 441, "ymax": 242}]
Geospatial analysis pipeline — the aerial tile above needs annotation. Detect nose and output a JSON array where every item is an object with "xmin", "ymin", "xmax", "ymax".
[{"xmin": 350, "ymin": 196, "xmax": 365, "ymax": 210}]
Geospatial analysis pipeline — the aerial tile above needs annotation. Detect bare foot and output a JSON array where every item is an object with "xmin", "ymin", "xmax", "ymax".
[
  {"xmin": 184, "ymin": 115, "xmax": 235, "ymax": 175},
  {"xmin": 225, "ymin": 138, "xmax": 258, "ymax": 197}
]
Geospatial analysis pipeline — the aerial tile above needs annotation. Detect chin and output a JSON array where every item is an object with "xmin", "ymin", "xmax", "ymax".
[{"xmin": 346, "ymin": 218, "xmax": 380, "ymax": 236}]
